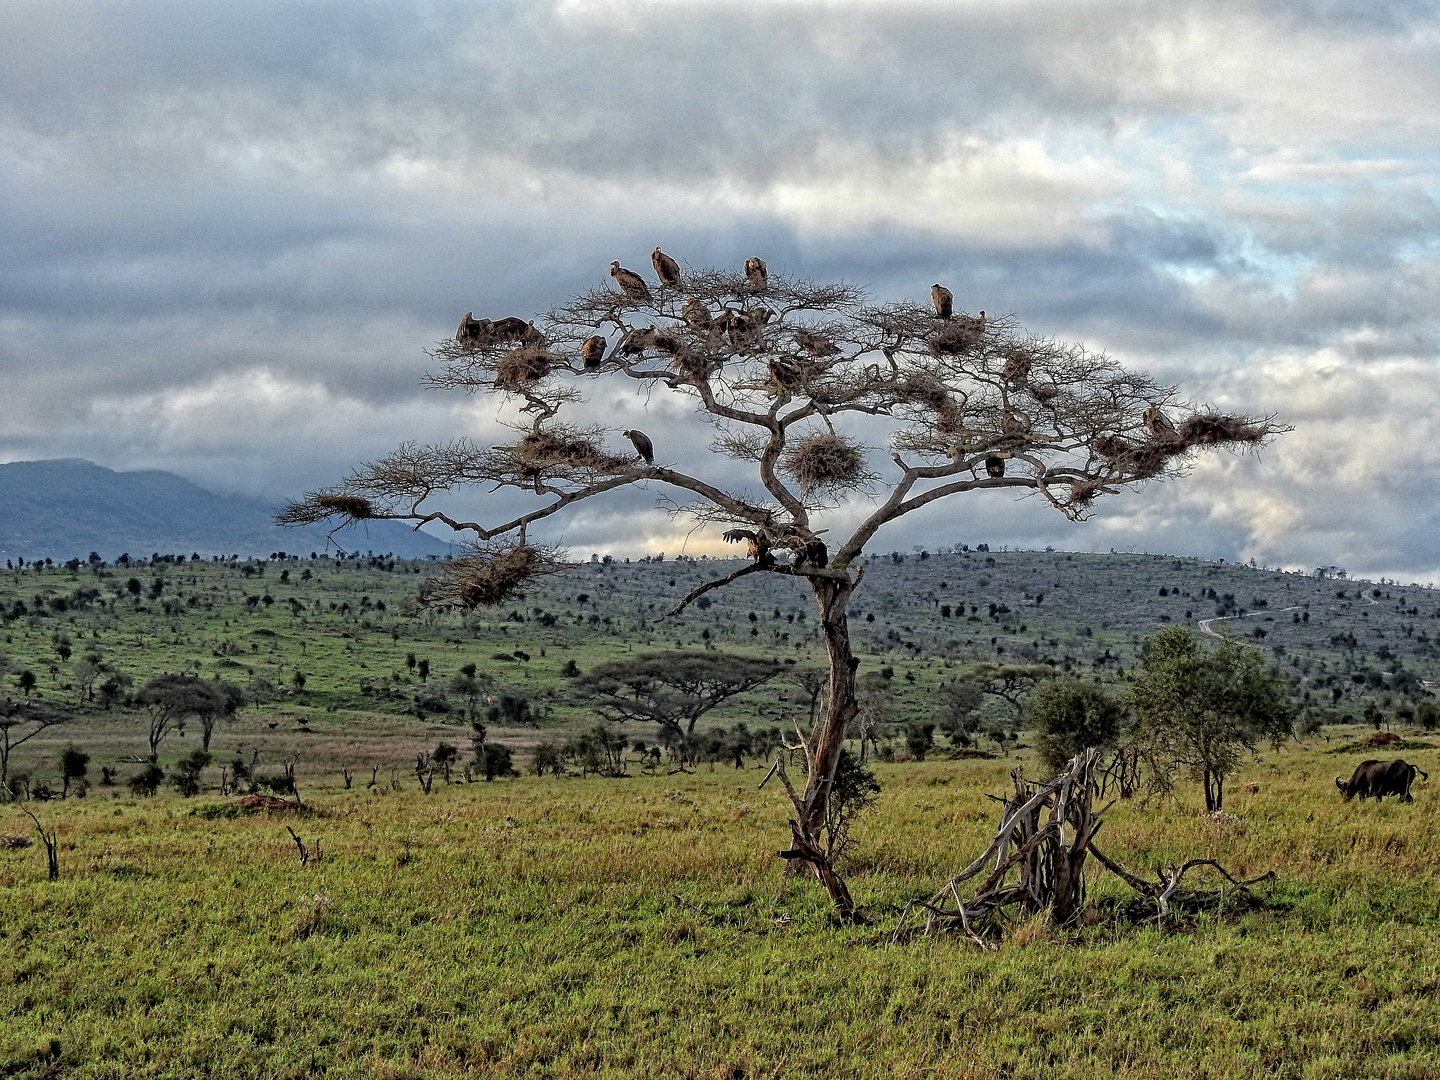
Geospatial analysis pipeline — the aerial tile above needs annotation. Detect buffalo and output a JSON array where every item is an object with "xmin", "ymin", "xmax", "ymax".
[{"xmin": 1336, "ymin": 759, "xmax": 1429, "ymax": 803}]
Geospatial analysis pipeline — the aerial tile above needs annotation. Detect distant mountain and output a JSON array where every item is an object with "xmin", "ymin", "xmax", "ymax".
[{"xmin": 0, "ymin": 459, "xmax": 452, "ymax": 561}]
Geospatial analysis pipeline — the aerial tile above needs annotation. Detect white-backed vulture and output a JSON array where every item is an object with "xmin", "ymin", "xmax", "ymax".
[
  {"xmin": 794, "ymin": 329, "xmax": 838, "ymax": 357},
  {"xmin": 610, "ymin": 261, "xmax": 652, "ymax": 303},
  {"xmin": 744, "ymin": 257, "xmax": 767, "ymax": 291},
  {"xmin": 1143, "ymin": 406, "xmax": 1179, "ymax": 440},
  {"xmin": 651, "ymin": 247, "xmax": 682, "ymax": 288},
  {"xmin": 985, "ymin": 455, "xmax": 1006, "ymax": 478},
  {"xmin": 580, "ymin": 335, "xmax": 607, "ymax": 369},
  {"xmin": 682, "ymin": 298, "xmax": 712, "ymax": 334},
  {"xmin": 622, "ymin": 429, "xmax": 655, "ymax": 464},
  {"xmin": 931, "ymin": 284, "xmax": 953, "ymax": 320}
]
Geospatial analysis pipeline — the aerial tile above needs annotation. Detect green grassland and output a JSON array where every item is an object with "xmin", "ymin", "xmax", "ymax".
[
  {"xmin": 5, "ymin": 744, "xmax": 1440, "ymax": 1078},
  {"xmin": 3, "ymin": 551, "xmax": 1440, "ymax": 1077}
]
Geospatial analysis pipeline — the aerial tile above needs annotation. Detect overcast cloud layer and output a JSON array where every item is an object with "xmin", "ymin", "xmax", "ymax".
[{"xmin": 2, "ymin": 0, "xmax": 1438, "ymax": 577}]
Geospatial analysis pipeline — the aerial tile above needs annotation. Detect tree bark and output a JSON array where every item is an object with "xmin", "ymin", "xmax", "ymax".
[{"xmin": 790, "ymin": 574, "xmax": 860, "ymax": 918}]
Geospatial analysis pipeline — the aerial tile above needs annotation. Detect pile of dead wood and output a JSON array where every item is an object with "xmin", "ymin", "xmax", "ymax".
[{"xmin": 893, "ymin": 749, "xmax": 1273, "ymax": 946}]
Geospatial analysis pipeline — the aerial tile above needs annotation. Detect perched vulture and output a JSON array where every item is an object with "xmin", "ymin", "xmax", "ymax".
[
  {"xmin": 767, "ymin": 358, "xmax": 805, "ymax": 391},
  {"xmin": 490, "ymin": 317, "xmax": 530, "ymax": 343},
  {"xmin": 751, "ymin": 307, "xmax": 774, "ymax": 325},
  {"xmin": 520, "ymin": 321, "xmax": 545, "ymax": 345},
  {"xmin": 456, "ymin": 312, "xmax": 488, "ymax": 344},
  {"xmin": 792, "ymin": 537, "xmax": 829, "ymax": 569},
  {"xmin": 622, "ymin": 429, "xmax": 654, "ymax": 464},
  {"xmin": 985, "ymin": 455, "xmax": 1006, "ymax": 479},
  {"xmin": 931, "ymin": 284, "xmax": 953, "ymax": 320},
  {"xmin": 682, "ymin": 298, "xmax": 712, "ymax": 334},
  {"xmin": 651, "ymin": 332, "xmax": 683, "ymax": 356},
  {"xmin": 1001, "ymin": 351, "xmax": 1031, "ymax": 385},
  {"xmin": 745, "ymin": 257, "xmax": 768, "ymax": 291},
  {"xmin": 580, "ymin": 335, "xmax": 607, "ymax": 370},
  {"xmin": 619, "ymin": 327, "xmax": 656, "ymax": 356},
  {"xmin": 727, "ymin": 311, "xmax": 754, "ymax": 350},
  {"xmin": 1143, "ymin": 406, "xmax": 1179, "ymax": 440},
  {"xmin": 610, "ymin": 261, "xmax": 652, "ymax": 304},
  {"xmin": 794, "ymin": 329, "xmax": 838, "ymax": 357},
  {"xmin": 651, "ymin": 247, "xmax": 682, "ymax": 288},
  {"xmin": 722, "ymin": 528, "xmax": 774, "ymax": 566}
]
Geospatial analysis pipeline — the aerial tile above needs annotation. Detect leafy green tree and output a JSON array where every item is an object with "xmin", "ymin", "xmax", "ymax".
[
  {"xmin": 0, "ymin": 701, "xmax": 63, "ymax": 797},
  {"xmin": 128, "ymin": 762, "xmax": 165, "ymax": 797},
  {"xmin": 59, "ymin": 744, "xmax": 89, "ymax": 799},
  {"xmin": 1132, "ymin": 627, "xmax": 1294, "ymax": 811},
  {"xmin": 170, "ymin": 750, "xmax": 211, "ymax": 797},
  {"xmin": 1030, "ymin": 678, "xmax": 1129, "ymax": 776}
]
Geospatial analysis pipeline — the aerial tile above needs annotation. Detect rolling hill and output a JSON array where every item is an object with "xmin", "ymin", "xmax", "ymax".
[{"xmin": 0, "ymin": 458, "xmax": 451, "ymax": 561}]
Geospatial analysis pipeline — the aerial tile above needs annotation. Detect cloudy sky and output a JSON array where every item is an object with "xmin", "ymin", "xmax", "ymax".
[{"xmin": 2, "ymin": 0, "xmax": 1438, "ymax": 578}]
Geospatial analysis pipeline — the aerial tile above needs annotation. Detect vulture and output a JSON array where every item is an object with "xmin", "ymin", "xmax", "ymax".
[
  {"xmin": 1143, "ymin": 406, "xmax": 1179, "ymax": 440},
  {"xmin": 767, "ymin": 358, "xmax": 805, "ymax": 392},
  {"xmin": 651, "ymin": 247, "xmax": 682, "ymax": 288},
  {"xmin": 792, "ymin": 537, "xmax": 829, "ymax": 569},
  {"xmin": 722, "ymin": 528, "xmax": 775, "ymax": 566},
  {"xmin": 794, "ymin": 329, "xmax": 838, "ymax": 357},
  {"xmin": 610, "ymin": 261, "xmax": 653, "ymax": 304},
  {"xmin": 1001, "ymin": 351, "xmax": 1031, "ymax": 385},
  {"xmin": 490, "ymin": 317, "xmax": 530, "ymax": 343},
  {"xmin": 520, "ymin": 321, "xmax": 545, "ymax": 345},
  {"xmin": 931, "ymin": 284, "xmax": 953, "ymax": 320},
  {"xmin": 985, "ymin": 455, "xmax": 1006, "ymax": 479},
  {"xmin": 651, "ymin": 332, "xmax": 683, "ymax": 356},
  {"xmin": 580, "ymin": 335, "xmax": 607, "ymax": 370},
  {"xmin": 744, "ymin": 256, "xmax": 768, "ymax": 291},
  {"xmin": 726, "ymin": 311, "xmax": 754, "ymax": 350},
  {"xmin": 619, "ymin": 327, "xmax": 656, "ymax": 356},
  {"xmin": 456, "ymin": 312, "xmax": 488, "ymax": 345},
  {"xmin": 622, "ymin": 429, "xmax": 654, "ymax": 464},
  {"xmin": 682, "ymin": 298, "xmax": 712, "ymax": 334}
]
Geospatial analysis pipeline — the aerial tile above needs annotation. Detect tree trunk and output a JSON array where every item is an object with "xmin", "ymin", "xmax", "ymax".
[{"xmin": 791, "ymin": 575, "xmax": 860, "ymax": 919}]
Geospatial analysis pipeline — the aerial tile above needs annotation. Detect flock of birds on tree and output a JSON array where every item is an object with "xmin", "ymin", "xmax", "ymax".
[{"xmin": 449, "ymin": 253, "xmax": 1249, "ymax": 542}]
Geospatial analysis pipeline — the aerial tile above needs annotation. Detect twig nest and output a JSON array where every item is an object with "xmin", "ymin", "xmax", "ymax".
[
  {"xmin": 782, "ymin": 434, "xmax": 868, "ymax": 495},
  {"xmin": 901, "ymin": 374, "xmax": 962, "ymax": 432},
  {"xmin": 278, "ymin": 490, "xmax": 375, "ymax": 525},
  {"xmin": 1178, "ymin": 414, "xmax": 1267, "ymax": 445},
  {"xmin": 440, "ymin": 541, "xmax": 567, "ymax": 609},
  {"xmin": 495, "ymin": 346, "xmax": 550, "ymax": 390},
  {"xmin": 516, "ymin": 430, "xmax": 629, "ymax": 472},
  {"xmin": 316, "ymin": 494, "xmax": 373, "ymax": 519}
]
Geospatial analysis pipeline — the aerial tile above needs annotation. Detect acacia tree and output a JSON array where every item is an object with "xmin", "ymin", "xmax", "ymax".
[
  {"xmin": 1132, "ymin": 626, "xmax": 1294, "ymax": 811},
  {"xmin": 0, "ymin": 699, "xmax": 63, "ymax": 799},
  {"xmin": 281, "ymin": 257, "xmax": 1278, "ymax": 918},
  {"xmin": 570, "ymin": 651, "xmax": 781, "ymax": 763}
]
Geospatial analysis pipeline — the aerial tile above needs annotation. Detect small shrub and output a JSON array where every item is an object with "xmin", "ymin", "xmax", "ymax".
[{"xmin": 128, "ymin": 764, "xmax": 165, "ymax": 797}]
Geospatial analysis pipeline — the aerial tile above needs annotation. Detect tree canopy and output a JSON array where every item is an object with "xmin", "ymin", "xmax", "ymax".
[
  {"xmin": 1132, "ymin": 626, "xmax": 1294, "ymax": 811},
  {"xmin": 570, "ymin": 651, "xmax": 781, "ymax": 759}
]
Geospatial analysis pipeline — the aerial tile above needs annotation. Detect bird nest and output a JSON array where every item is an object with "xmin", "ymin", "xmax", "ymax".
[
  {"xmin": 900, "ymin": 374, "xmax": 963, "ymax": 432},
  {"xmin": 1178, "ymin": 414, "xmax": 1267, "ymax": 445},
  {"xmin": 782, "ymin": 434, "xmax": 870, "ymax": 496},
  {"xmin": 432, "ymin": 541, "xmax": 568, "ymax": 609},
  {"xmin": 515, "ymin": 430, "xmax": 629, "ymax": 473},
  {"xmin": 494, "ymin": 346, "xmax": 551, "ymax": 390},
  {"xmin": 276, "ymin": 492, "xmax": 375, "ymax": 525}
]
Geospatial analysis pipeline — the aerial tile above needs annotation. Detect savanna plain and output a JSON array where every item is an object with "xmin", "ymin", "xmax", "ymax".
[{"xmin": 3, "ymin": 549, "xmax": 1440, "ymax": 1079}]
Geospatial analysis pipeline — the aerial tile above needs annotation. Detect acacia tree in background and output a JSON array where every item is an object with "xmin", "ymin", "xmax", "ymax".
[
  {"xmin": 570, "ymin": 651, "xmax": 781, "ymax": 763},
  {"xmin": 282, "ymin": 256, "xmax": 1279, "ymax": 918},
  {"xmin": 0, "ymin": 700, "xmax": 63, "ymax": 799},
  {"xmin": 1132, "ymin": 627, "xmax": 1294, "ymax": 811}
]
